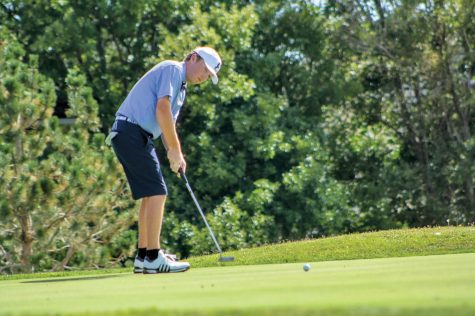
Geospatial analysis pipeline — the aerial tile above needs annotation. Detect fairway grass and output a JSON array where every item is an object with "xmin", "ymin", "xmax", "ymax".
[{"xmin": 0, "ymin": 253, "xmax": 474, "ymax": 316}]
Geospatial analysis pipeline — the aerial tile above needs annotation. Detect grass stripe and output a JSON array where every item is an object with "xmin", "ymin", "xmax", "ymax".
[
  {"xmin": 14, "ymin": 307, "xmax": 475, "ymax": 316},
  {"xmin": 0, "ymin": 253, "xmax": 474, "ymax": 316}
]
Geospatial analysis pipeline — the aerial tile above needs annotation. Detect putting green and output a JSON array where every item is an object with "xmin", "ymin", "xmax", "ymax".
[{"xmin": 0, "ymin": 253, "xmax": 474, "ymax": 315}]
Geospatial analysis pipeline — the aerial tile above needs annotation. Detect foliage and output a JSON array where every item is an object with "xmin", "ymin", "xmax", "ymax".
[
  {"xmin": 322, "ymin": 0, "xmax": 475, "ymax": 225},
  {"xmin": 161, "ymin": 197, "xmax": 273, "ymax": 258},
  {"xmin": 0, "ymin": 31, "xmax": 134, "ymax": 273},
  {"xmin": 1, "ymin": 0, "xmax": 474, "ymax": 273}
]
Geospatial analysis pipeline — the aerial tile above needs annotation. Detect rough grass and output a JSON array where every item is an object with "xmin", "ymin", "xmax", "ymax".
[
  {"xmin": 1, "ymin": 226, "xmax": 474, "ymax": 281},
  {"xmin": 189, "ymin": 225, "xmax": 475, "ymax": 267}
]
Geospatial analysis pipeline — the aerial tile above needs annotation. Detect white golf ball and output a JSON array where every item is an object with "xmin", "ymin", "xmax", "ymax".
[{"xmin": 303, "ymin": 263, "xmax": 311, "ymax": 272}]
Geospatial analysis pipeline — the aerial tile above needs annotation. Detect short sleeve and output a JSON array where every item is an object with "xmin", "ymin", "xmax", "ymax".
[{"xmin": 156, "ymin": 65, "xmax": 181, "ymax": 100}]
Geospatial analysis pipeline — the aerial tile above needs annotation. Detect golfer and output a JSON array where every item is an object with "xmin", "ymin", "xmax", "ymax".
[{"xmin": 106, "ymin": 47, "xmax": 222, "ymax": 274}]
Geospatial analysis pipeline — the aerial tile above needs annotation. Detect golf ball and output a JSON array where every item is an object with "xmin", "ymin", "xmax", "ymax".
[{"xmin": 303, "ymin": 263, "xmax": 311, "ymax": 272}]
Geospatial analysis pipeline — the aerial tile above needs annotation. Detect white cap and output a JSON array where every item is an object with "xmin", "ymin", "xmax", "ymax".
[{"xmin": 194, "ymin": 47, "xmax": 222, "ymax": 84}]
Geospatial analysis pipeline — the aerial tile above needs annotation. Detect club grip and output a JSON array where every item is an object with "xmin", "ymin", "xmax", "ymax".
[{"xmin": 179, "ymin": 168, "xmax": 188, "ymax": 182}]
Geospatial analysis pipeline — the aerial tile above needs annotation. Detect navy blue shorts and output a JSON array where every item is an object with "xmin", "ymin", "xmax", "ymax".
[{"xmin": 111, "ymin": 120, "xmax": 167, "ymax": 200}]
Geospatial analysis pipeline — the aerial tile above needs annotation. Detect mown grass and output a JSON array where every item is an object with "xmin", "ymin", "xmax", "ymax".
[
  {"xmin": 63, "ymin": 307, "xmax": 475, "ymax": 316},
  {"xmin": 0, "ymin": 227, "xmax": 474, "ymax": 316},
  {"xmin": 1, "ymin": 253, "xmax": 474, "ymax": 316},
  {"xmin": 1, "ymin": 226, "xmax": 473, "ymax": 281}
]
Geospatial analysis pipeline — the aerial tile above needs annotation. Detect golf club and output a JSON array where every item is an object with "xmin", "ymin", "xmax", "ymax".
[{"xmin": 179, "ymin": 168, "xmax": 235, "ymax": 262}]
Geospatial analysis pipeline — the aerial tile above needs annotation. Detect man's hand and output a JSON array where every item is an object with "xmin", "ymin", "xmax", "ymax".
[
  {"xmin": 156, "ymin": 97, "xmax": 186, "ymax": 174},
  {"xmin": 167, "ymin": 148, "xmax": 186, "ymax": 174}
]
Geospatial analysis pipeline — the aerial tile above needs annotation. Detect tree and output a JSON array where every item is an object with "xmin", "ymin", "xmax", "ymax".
[
  {"xmin": 323, "ymin": 0, "xmax": 475, "ymax": 225},
  {"xmin": 0, "ymin": 32, "xmax": 135, "ymax": 273}
]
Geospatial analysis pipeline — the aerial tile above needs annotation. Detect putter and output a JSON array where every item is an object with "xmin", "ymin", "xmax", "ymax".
[{"xmin": 179, "ymin": 169, "xmax": 235, "ymax": 262}]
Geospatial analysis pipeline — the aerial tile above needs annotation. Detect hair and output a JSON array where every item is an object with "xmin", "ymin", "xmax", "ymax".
[{"xmin": 185, "ymin": 51, "xmax": 203, "ymax": 62}]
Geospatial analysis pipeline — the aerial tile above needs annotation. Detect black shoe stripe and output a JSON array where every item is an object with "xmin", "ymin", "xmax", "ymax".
[{"xmin": 143, "ymin": 262, "xmax": 181, "ymax": 273}]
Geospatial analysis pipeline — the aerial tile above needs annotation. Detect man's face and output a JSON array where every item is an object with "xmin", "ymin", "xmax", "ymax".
[{"xmin": 186, "ymin": 54, "xmax": 213, "ymax": 85}]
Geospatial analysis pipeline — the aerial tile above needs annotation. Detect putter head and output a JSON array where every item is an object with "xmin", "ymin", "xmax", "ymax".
[{"xmin": 219, "ymin": 255, "xmax": 235, "ymax": 262}]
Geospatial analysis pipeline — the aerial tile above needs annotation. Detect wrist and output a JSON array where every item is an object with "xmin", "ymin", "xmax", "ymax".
[{"xmin": 168, "ymin": 146, "xmax": 181, "ymax": 154}]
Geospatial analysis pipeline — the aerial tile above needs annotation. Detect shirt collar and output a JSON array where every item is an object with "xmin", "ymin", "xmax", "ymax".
[{"xmin": 181, "ymin": 62, "xmax": 187, "ymax": 88}]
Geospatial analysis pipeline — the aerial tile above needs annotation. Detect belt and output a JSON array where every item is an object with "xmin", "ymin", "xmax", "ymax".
[
  {"xmin": 114, "ymin": 115, "xmax": 153, "ymax": 139},
  {"xmin": 116, "ymin": 115, "xmax": 139, "ymax": 125},
  {"xmin": 107, "ymin": 115, "xmax": 140, "ymax": 146}
]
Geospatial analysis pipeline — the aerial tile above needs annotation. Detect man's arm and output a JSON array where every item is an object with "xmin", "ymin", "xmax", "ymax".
[
  {"xmin": 161, "ymin": 135, "xmax": 169, "ymax": 151},
  {"xmin": 156, "ymin": 96, "xmax": 186, "ymax": 173}
]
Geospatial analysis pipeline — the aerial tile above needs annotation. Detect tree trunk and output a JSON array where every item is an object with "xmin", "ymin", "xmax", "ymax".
[
  {"xmin": 441, "ymin": 30, "xmax": 475, "ymax": 219},
  {"xmin": 17, "ymin": 213, "xmax": 34, "ymax": 272},
  {"xmin": 396, "ymin": 77, "xmax": 434, "ymax": 193},
  {"xmin": 53, "ymin": 245, "xmax": 76, "ymax": 271}
]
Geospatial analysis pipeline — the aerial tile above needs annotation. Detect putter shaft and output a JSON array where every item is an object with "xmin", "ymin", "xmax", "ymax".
[{"xmin": 180, "ymin": 170, "xmax": 223, "ymax": 254}]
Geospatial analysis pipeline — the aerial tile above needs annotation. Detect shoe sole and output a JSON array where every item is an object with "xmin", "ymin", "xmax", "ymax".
[
  {"xmin": 133, "ymin": 268, "xmax": 143, "ymax": 274},
  {"xmin": 143, "ymin": 266, "xmax": 190, "ymax": 274}
]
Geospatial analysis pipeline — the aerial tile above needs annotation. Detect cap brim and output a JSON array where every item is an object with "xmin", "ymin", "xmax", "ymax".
[{"xmin": 205, "ymin": 63, "xmax": 219, "ymax": 85}]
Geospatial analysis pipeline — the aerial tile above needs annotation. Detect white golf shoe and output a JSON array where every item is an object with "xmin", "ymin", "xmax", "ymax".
[
  {"xmin": 133, "ymin": 256, "xmax": 144, "ymax": 274},
  {"xmin": 144, "ymin": 250, "xmax": 190, "ymax": 274}
]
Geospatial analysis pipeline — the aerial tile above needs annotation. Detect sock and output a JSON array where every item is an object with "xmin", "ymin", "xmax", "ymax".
[
  {"xmin": 146, "ymin": 249, "xmax": 160, "ymax": 261},
  {"xmin": 137, "ymin": 248, "xmax": 146, "ymax": 260}
]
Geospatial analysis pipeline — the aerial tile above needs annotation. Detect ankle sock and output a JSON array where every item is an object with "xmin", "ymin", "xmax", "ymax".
[
  {"xmin": 146, "ymin": 249, "xmax": 160, "ymax": 261},
  {"xmin": 137, "ymin": 248, "xmax": 147, "ymax": 260}
]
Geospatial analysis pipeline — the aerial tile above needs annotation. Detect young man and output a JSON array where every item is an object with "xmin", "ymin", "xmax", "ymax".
[{"xmin": 107, "ymin": 47, "xmax": 222, "ymax": 274}]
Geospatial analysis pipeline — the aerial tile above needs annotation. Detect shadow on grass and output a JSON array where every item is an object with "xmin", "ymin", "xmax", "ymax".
[{"xmin": 21, "ymin": 274, "xmax": 127, "ymax": 284}]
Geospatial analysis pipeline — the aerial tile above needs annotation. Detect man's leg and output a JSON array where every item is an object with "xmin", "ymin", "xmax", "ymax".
[
  {"xmin": 145, "ymin": 195, "xmax": 167, "ymax": 250},
  {"xmin": 138, "ymin": 198, "xmax": 148, "ymax": 249},
  {"xmin": 133, "ymin": 198, "xmax": 150, "ymax": 273},
  {"xmin": 143, "ymin": 193, "xmax": 190, "ymax": 273}
]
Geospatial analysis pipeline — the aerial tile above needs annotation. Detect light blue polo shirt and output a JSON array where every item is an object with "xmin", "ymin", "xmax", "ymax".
[{"xmin": 116, "ymin": 60, "xmax": 187, "ymax": 139}]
